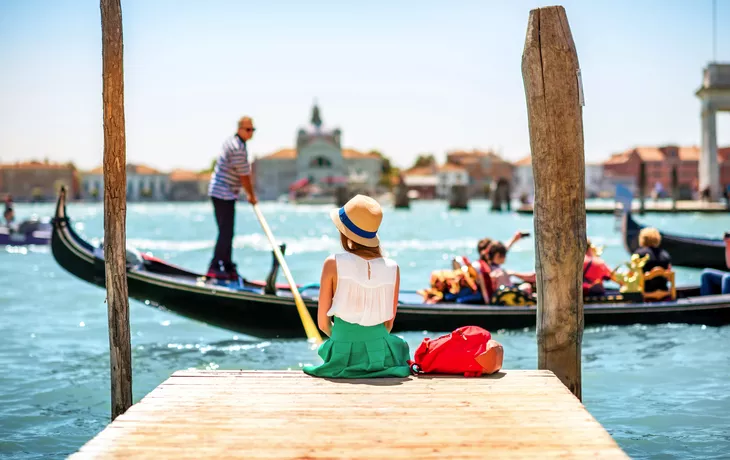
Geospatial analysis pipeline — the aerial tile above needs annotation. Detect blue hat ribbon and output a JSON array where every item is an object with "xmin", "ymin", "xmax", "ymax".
[{"xmin": 338, "ymin": 207, "xmax": 377, "ymax": 239}]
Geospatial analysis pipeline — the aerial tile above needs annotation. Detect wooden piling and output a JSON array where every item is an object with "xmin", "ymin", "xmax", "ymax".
[
  {"xmin": 394, "ymin": 176, "xmax": 410, "ymax": 209},
  {"xmin": 490, "ymin": 180, "xmax": 503, "ymax": 212},
  {"xmin": 448, "ymin": 184, "xmax": 468, "ymax": 210},
  {"xmin": 100, "ymin": 0, "xmax": 132, "ymax": 419},
  {"xmin": 335, "ymin": 186, "xmax": 350, "ymax": 208},
  {"xmin": 638, "ymin": 161, "xmax": 646, "ymax": 215},
  {"xmin": 521, "ymin": 5, "xmax": 585, "ymax": 400},
  {"xmin": 671, "ymin": 165, "xmax": 679, "ymax": 212}
]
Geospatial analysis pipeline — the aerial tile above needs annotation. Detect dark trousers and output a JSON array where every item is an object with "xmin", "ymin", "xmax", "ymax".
[
  {"xmin": 210, "ymin": 197, "xmax": 236, "ymax": 269},
  {"xmin": 700, "ymin": 269, "xmax": 730, "ymax": 295}
]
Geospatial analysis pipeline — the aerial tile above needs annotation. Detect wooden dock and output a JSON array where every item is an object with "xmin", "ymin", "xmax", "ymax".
[
  {"xmin": 517, "ymin": 200, "xmax": 728, "ymax": 214},
  {"xmin": 70, "ymin": 370, "xmax": 627, "ymax": 459}
]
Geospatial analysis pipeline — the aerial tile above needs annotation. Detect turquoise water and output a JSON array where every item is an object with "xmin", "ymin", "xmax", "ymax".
[{"xmin": 1, "ymin": 200, "xmax": 730, "ymax": 459}]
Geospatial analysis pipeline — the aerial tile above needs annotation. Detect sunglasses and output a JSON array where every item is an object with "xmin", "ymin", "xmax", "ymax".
[{"xmin": 241, "ymin": 127, "xmax": 256, "ymax": 133}]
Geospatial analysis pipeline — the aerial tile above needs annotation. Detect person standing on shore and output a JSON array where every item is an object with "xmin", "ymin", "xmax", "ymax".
[{"xmin": 206, "ymin": 116, "xmax": 258, "ymax": 280}]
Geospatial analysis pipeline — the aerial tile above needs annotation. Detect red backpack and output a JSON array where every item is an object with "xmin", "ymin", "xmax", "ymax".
[{"xmin": 408, "ymin": 326, "xmax": 504, "ymax": 377}]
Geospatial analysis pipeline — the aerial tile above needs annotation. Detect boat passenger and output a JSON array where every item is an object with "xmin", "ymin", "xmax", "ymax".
[
  {"xmin": 303, "ymin": 195, "xmax": 411, "ymax": 379},
  {"xmin": 487, "ymin": 242, "xmax": 536, "ymax": 295},
  {"xmin": 3, "ymin": 206, "xmax": 14, "ymax": 226},
  {"xmin": 473, "ymin": 230, "xmax": 528, "ymax": 268},
  {"xmin": 583, "ymin": 239, "xmax": 622, "ymax": 295},
  {"xmin": 700, "ymin": 233, "xmax": 730, "ymax": 295},
  {"xmin": 632, "ymin": 227, "xmax": 672, "ymax": 294}
]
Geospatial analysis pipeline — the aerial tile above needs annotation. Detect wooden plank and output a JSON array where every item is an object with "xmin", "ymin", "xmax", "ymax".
[{"xmin": 70, "ymin": 370, "xmax": 626, "ymax": 459}]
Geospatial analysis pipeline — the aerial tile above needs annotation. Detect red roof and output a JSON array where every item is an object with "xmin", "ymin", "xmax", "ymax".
[
  {"xmin": 0, "ymin": 161, "xmax": 75, "ymax": 170},
  {"xmin": 404, "ymin": 166, "xmax": 437, "ymax": 176},
  {"xmin": 169, "ymin": 169, "xmax": 209, "ymax": 182},
  {"xmin": 514, "ymin": 155, "xmax": 532, "ymax": 167},
  {"xmin": 129, "ymin": 164, "xmax": 163, "ymax": 175},
  {"xmin": 342, "ymin": 149, "xmax": 379, "ymax": 159},
  {"xmin": 260, "ymin": 148, "xmax": 296, "ymax": 160},
  {"xmin": 439, "ymin": 162, "xmax": 466, "ymax": 172}
]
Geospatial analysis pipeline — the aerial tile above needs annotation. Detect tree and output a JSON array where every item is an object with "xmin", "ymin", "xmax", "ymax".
[
  {"xmin": 412, "ymin": 154, "xmax": 436, "ymax": 169},
  {"xmin": 368, "ymin": 150, "xmax": 399, "ymax": 189}
]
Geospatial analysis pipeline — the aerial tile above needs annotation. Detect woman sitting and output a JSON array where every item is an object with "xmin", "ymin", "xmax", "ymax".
[
  {"xmin": 632, "ymin": 227, "xmax": 672, "ymax": 294},
  {"xmin": 583, "ymin": 239, "xmax": 622, "ymax": 295},
  {"xmin": 303, "ymin": 195, "xmax": 411, "ymax": 379}
]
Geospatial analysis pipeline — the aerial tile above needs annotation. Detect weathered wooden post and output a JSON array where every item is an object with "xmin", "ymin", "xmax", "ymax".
[
  {"xmin": 394, "ymin": 176, "xmax": 410, "ymax": 209},
  {"xmin": 335, "ymin": 186, "xmax": 350, "ymax": 207},
  {"xmin": 448, "ymin": 184, "xmax": 468, "ymax": 210},
  {"xmin": 101, "ymin": 0, "xmax": 132, "ymax": 419},
  {"xmin": 490, "ymin": 180, "xmax": 503, "ymax": 212},
  {"xmin": 671, "ymin": 165, "xmax": 679, "ymax": 212},
  {"xmin": 522, "ymin": 5, "xmax": 585, "ymax": 400},
  {"xmin": 638, "ymin": 161, "xmax": 646, "ymax": 215},
  {"xmin": 503, "ymin": 179, "xmax": 512, "ymax": 212}
]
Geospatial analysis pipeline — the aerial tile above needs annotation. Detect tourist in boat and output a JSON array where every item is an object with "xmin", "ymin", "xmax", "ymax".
[
  {"xmin": 206, "ymin": 116, "xmax": 258, "ymax": 281},
  {"xmin": 303, "ymin": 195, "xmax": 411, "ymax": 379},
  {"xmin": 3, "ymin": 206, "xmax": 13, "ymax": 225},
  {"xmin": 700, "ymin": 233, "xmax": 730, "ymax": 295},
  {"xmin": 487, "ymin": 242, "xmax": 536, "ymax": 295},
  {"xmin": 474, "ymin": 230, "xmax": 528, "ymax": 266},
  {"xmin": 583, "ymin": 239, "xmax": 622, "ymax": 295},
  {"xmin": 632, "ymin": 227, "xmax": 672, "ymax": 294}
]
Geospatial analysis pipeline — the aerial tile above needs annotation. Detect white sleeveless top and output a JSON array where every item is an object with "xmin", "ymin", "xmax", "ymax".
[{"xmin": 327, "ymin": 252, "xmax": 399, "ymax": 327}]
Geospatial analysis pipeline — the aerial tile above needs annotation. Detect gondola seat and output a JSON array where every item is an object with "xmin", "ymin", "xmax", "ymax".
[{"xmin": 642, "ymin": 266, "xmax": 676, "ymax": 301}]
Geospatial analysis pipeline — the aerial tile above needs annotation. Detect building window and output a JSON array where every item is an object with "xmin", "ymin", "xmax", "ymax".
[{"xmin": 309, "ymin": 157, "xmax": 332, "ymax": 168}]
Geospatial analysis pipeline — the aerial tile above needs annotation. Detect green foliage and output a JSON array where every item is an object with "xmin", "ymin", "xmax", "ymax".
[{"xmin": 413, "ymin": 154, "xmax": 436, "ymax": 168}]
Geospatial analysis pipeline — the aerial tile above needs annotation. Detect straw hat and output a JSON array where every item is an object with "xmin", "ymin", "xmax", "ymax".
[{"xmin": 330, "ymin": 194, "xmax": 382, "ymax": 247}]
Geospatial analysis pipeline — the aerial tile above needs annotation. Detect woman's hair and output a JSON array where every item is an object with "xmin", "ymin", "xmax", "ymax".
[
  {"xmin": 340, "ymin": 233, "xmax": 382, "ymax": 258},
  {"xmin": 477, "ymin": 238, "xmax": 492, "ymax": 254},
  {"xmin": 487, "ymin": 241, "xmax": 507, "ymax": 261},
  {"xmin": 638, "ymin": 227, "xmax": 662, "ymax": 248}
]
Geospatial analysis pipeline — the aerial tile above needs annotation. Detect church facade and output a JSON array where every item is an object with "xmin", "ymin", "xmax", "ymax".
[{"xmin": 253, "ymin": 105, "xmax": 382, "ymax": 201}]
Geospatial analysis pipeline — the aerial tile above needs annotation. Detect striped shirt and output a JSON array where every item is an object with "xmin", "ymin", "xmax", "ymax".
[{"xmin": 208, "ymin": 134, "xmax": 251, "ymax": 200}]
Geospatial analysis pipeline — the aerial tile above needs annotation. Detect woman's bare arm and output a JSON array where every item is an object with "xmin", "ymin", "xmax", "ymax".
[
  {"xmin": 384, "ymin": 266, "xmax": 400, "ymax": 333},
  {"xmin": 317, "ymin": 256, "xmax": 337, "ymax": 337}
]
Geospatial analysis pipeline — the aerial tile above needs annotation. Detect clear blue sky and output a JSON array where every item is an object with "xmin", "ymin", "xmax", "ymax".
[{"xmin": 0, "ymin": 0, "xmax": 728, "ymax": 171}]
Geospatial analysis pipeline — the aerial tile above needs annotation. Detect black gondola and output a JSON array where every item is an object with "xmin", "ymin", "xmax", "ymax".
[
  {"xmin": 51, "ymin": 188, "xmax": 730, "ymax": 338},
  {"xmin": 622, "ymin": 211, "xmax": 726, "ymax": 271}
]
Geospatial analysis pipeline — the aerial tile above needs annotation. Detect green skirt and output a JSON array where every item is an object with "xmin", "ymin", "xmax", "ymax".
[{"xmin": 303, "ymin": 317, "xmax": 411, "ymax": 379}]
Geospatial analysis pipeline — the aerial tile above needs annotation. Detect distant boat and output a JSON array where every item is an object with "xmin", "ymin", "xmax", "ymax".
[
  {"xmin": 0, "ymin": 218, "xmax": 51, "ymax": 246},
  {"xmin": 621, "ymin": 212, "xmax": 726, "ymax": 271},
  {"xmin": 49, "ymin": 187, "xmax": 730, "ymax": 338}
]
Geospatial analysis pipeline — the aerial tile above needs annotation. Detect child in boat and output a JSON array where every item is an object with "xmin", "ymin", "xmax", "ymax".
[
  {"xmin": 487, "ymin": 242, "xmax": 536, "ymax": 295},
  {"xmin": 303, "ymin": 195, "xmax": 411, "ymax": 379}
]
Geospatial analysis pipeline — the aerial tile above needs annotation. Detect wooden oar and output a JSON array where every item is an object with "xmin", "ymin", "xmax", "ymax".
[{"xmin": 252, "ymin": 204, "xmax": 323, "ymax": 344}]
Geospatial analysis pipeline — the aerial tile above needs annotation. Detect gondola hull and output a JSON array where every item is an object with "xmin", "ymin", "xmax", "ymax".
[
  {"xmin": 51, "ymin": 189, "xmax": 730, "ymax": 338},
  {"xmin": 622, "ymin": 212, "xmax": 726, "ymax": 270}
]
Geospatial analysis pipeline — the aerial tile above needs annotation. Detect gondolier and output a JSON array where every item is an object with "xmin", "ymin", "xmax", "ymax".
[{"xmin": 207, "ymin": 116, "xmax": 258, "ymax": 280}]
